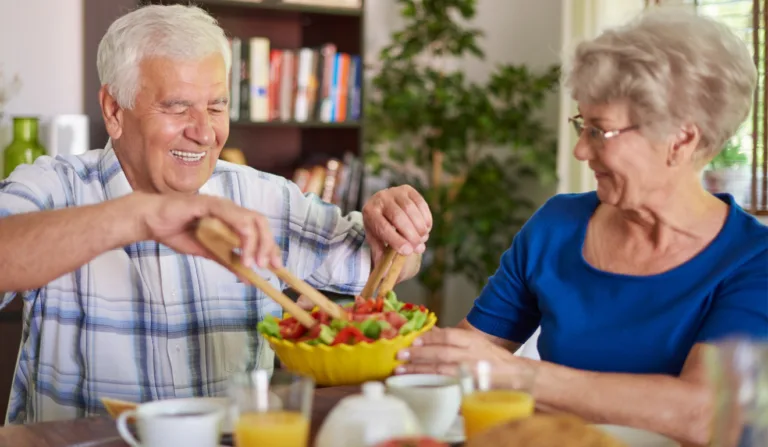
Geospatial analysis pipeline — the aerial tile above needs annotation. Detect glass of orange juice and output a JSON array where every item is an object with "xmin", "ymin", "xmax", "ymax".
[
  {"xmin": 458, "ymin": 360, "xmax": 536, "ymax": 439},
  {"xmin": 228, "ymin": 368, "xmax": 314, "ymax": 447}
]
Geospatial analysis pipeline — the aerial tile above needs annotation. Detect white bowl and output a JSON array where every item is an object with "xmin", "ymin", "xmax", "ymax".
[{"xmin": 385, "ymin": 374, "xmax": 463, "ymax": 438}]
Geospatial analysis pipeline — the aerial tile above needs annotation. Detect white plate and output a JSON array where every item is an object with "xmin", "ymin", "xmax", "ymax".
[{"xmin": 594, "ymin": 424, "xmax": 680, "ymax": 447}]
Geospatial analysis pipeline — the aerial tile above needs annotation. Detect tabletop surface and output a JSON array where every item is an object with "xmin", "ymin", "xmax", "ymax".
[{"xmin": 0, "ymin": 385, "xmax": 361, "ymax": 447}]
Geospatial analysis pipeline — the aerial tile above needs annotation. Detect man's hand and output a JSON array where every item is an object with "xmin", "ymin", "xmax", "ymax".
[
  {"xmin": 139, "ymin": 192, "xmax": 282, "ymax": 269},
  {"xmin": 362, "ymin": 185, "xmax": 432, "ymax": 267}
]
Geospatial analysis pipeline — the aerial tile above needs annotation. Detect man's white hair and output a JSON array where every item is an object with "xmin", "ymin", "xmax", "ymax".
[{"xmin": 97, "ymin": 4, "xmax": 231, "ymax": 109}]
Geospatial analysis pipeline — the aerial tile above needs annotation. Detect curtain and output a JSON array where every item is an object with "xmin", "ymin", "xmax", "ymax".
[{"xmin": 556, "ymin": 0, "xmax": 647, "ymax": 195}]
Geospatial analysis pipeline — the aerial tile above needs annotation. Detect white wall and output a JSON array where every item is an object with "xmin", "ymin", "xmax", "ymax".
[
  {"xmin": 0, "ymin": 0, "xmax": 84, "ymax": 117},
  {"xmin": 0, "ymin": 0, "xmax": 84, "ymax": 172},
  {"xmin": 367, "ymin": 0, "xmax": 564, "ymax": 326}
]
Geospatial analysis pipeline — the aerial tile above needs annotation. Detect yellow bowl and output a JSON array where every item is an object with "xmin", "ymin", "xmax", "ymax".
[{"xmin": 264, "ymin": 312, "xmax": 437, "ymax": 386}]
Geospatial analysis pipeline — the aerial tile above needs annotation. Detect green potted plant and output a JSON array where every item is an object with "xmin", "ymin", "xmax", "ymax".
[
  {"xmin": 702, "ymin": 136, "xmax": 750, "ymax": 205},
  {"xmin": 365, "ymin": 0, "xmax": 560, "ymax": 319}
]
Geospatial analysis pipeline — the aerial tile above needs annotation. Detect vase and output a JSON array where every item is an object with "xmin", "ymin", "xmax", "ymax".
[{"xmin": 3, "ymin": 116, "xmax": 46, "ymax": 178}]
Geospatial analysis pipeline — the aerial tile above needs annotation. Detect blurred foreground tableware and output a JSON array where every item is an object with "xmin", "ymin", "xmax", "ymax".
[
  {"xmin": 593, "ymin": 425, "xmax": 678, "ymax": 447},
  {"xmin": 464, "ymin": 414, "xmax": 628, "ymax": 447},
  {"xmin": 116, "ymin": 398, "xmax": 225, "ymax": 447},
  {"xmin": 228, "ymin": 369, "xmax": 314, "ymax": 447},
  {"xmin": 373, "ymin": 436, "xmax": 449, "ymax": 447},
  {"xmin": 103, "ymin": 396, "xmax": 235, "ymax": 434},
  {"xmin": 385, "ymin": 374, "xmax": 462, "ymax": 439},
  {"xmin": 459, "ymin": 360, "xmax": 536, "ymax": 439},
  {"xmin": 315, "ymin": 381, "xmax": 422, "ymax": 447},
  {"xmin": 706, "ymin": 338, "xmax": 768, "ymax": 447},
  {"xmin": 101, "ymin": 396, "xmax": 138, "ymax": 419}
]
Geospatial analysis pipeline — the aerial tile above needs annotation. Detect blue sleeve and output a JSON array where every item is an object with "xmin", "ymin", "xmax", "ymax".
[
  {"xmin": 696, "ymin": 248, "xmax": 768, "ymax": 342},
  {"xmin": 466, "ymin": 229, "xmax": 541, "ymax": 343}
]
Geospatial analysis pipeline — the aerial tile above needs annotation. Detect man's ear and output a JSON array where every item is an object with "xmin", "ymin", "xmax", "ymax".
[
  {"xmin": 668, "ymin": 123, "xmax": 700, "ymax": 167},
  {"xmin": 99, "ymin": 86, "xmax": 124, "ymax": 140}
]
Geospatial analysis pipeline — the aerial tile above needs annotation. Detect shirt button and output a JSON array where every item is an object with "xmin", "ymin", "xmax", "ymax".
[{"xmin": 176, "ymin": 345, "xmax": 181, "ymax": 352}]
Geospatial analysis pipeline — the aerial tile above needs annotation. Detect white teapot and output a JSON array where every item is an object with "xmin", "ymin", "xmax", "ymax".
[{"xmin": 315, "ymin": 381, "xmax": 423, "ymax": 447}]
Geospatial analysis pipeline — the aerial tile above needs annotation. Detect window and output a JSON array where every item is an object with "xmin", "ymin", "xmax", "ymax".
[{"xmin": 690, "ymin": 0, "xmax": 767, "ymax": 214}]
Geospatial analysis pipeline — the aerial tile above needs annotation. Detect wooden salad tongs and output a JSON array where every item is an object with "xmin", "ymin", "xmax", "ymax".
[
  {"xmin": 360, "ymin": 246, "xmax": 408, "ymax": 300},
  {"xmin": 195, "ymin": 217, "xmax": 347, "ymax": 329}
]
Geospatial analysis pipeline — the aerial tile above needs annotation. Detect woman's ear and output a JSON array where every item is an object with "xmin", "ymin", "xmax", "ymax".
[
  {"xmin": 668, "ymin": 123, "xmax": 700, "ymax": 167},
  {"xmin": 99, "ymin": 86, "xmax": 124, "ymax": 140}
]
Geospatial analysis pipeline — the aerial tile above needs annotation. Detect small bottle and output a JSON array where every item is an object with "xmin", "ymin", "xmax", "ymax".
[{"xmin": 3, "ymin": 116, "xmax": 46, "ymax": 178}]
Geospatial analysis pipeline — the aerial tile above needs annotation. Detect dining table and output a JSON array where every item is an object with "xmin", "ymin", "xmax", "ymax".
[{"xmin": 0, "ymin": 385, "xmax": 439, "ymax": 447}]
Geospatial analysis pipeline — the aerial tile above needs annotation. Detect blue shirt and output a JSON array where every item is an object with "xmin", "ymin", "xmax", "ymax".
[{"xmin": 467, "ymin": 192, "xmax": 768, "ymax": 375}]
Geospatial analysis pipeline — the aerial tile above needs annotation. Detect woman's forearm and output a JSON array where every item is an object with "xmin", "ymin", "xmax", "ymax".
[{"xmin": 526, "ymin": 359, "xmax": 712, "ymax": 446}]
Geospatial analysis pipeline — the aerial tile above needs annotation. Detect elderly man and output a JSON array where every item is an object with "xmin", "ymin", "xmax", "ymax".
[{"xmin": 0, "ymin": 5, "xmax": 430, "ymax": 424}]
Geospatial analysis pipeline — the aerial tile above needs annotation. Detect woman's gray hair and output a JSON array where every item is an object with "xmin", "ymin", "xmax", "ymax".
[
  {"xmin": 97, "ymin": 4, "xmax": 231, "ymax": 109},
  {"xmin": 565, "ymin": 8, "xmax": 757, "ymax": 159}
]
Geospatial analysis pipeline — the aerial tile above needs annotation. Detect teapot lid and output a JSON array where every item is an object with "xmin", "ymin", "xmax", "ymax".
[
  {"xmin": 333, "ymin": 381, "xmax": 412, "ymax": 415},
  {"xmin": 362, "ymin": 381, "xmax": 385, "ymax": 398}
]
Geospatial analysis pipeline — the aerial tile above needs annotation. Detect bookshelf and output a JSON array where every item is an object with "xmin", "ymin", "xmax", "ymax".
[{"xmin": 83, "ymin": 0, "xmax": 367, "ymax": 213}]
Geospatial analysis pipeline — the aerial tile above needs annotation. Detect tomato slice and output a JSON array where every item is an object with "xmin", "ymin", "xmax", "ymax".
[
  {"xmin": 311, "ymin": 310, "xmax": 331, "ymax": 326},
  {"xmin": 331, "ymin": 326, "xmax": 371, "ymax": 345},
  {"xmin": 384, "ymin": 311, "xmax": 408, "ymax": 330},
  {"xmin": 279, "ymin": 316, "xmax": 298, "ymax": 326},
  {"xmin": 352, "ymin": 296, "xmax": 383, "ymax": 315},
  {"xmin": 279, "ymin": 320, "xmax": 306, "ymax": 340},
  {"xmin": 380, "ymin": 327, "xmax": 399, "ymax": 339}
]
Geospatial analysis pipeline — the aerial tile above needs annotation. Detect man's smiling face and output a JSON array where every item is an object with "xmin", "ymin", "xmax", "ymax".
[{"xmin": 115, "ymin": 53, "xmax": 230, "ymax": 194}]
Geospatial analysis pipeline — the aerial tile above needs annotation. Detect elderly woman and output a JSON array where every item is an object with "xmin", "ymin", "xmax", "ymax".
[{"xmin": 396, "ymin": 10, "xmax": 767, "ymax": 445}]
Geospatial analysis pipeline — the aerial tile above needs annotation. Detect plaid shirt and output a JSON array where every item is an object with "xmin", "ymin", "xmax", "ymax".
[{"xmin": 0, "ymin": 142, "xmax": 370, "ymax": 424}]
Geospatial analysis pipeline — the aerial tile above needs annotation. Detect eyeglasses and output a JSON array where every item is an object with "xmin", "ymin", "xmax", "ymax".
[{"xmin": 568, "ymin": 114, "xmax": 639, "ymax": 146}]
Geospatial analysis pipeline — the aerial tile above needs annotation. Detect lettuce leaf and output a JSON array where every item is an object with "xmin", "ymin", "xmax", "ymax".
[
  {"xmin": 399, "ymin": 310, "xmax": 427, "ymax": 335},
  {"xmin": 383, "ymin": 290, "xmax": 404, "ymax": 312},
  {"xmin": 359, "ymin": 319, "xmax": 392, "ymax": 339},
  {"xmin": 257, "ymin": 315, "xmax": 282, "ymax": 339},
  {"xmin": 317, "ymin": 325, "xmax": 337, "ymax": 345}
]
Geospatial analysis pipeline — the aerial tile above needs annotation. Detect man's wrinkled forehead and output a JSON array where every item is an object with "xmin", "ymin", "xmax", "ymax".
[{"xmin": 136, "ymin": 54, "xmax": 228, "ymax": 102}]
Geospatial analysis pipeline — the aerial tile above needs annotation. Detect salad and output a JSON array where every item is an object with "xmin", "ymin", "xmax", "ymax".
[{"xmin": 257, "ymin": 291, "xmax": 429, "ymax": 346}]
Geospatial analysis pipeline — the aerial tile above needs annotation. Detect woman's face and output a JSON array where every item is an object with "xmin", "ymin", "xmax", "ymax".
[{"xmin": 572, "ymin": 101, "xmax": 681, "ymax": 209}]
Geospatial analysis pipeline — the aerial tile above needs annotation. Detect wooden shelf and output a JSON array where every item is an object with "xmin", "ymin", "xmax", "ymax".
[
  {"xmin": 197, "ymin": 0, "xmax": 362, "ymax": 16},
  {"xmin": 230, "ymin": 120, "xmax": 360, "ymax": 128}
]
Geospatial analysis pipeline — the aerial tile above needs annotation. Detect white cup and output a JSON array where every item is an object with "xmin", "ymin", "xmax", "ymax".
[
  {"xmin": 385, "ymin": 374, "xmax": 462, "ymax": 438},
  {"xmin": 116, "ymin": 398, "xmax": 226, "ymax": 447}
]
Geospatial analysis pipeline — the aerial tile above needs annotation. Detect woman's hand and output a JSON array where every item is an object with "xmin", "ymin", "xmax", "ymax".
[{"xmin": 395, "ymin": 327, "xmax": 524, "ymax": 376}]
